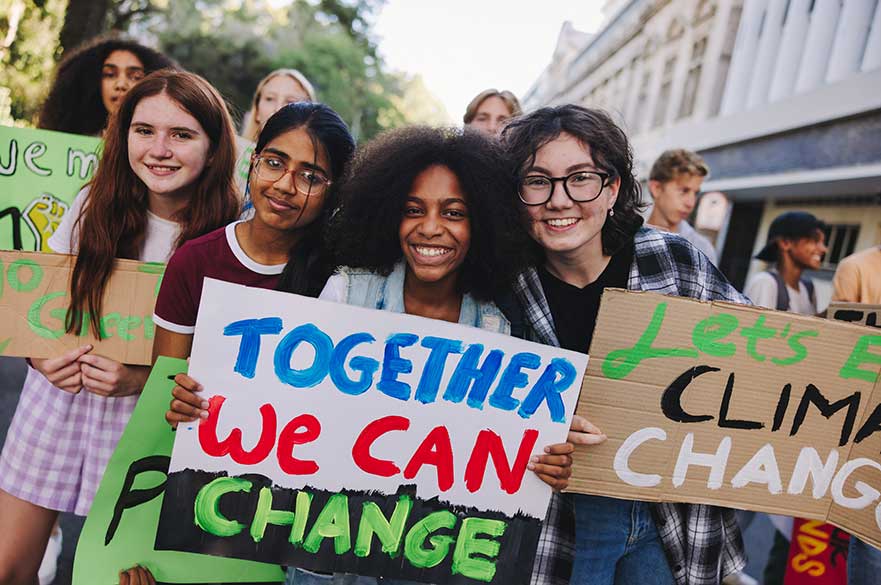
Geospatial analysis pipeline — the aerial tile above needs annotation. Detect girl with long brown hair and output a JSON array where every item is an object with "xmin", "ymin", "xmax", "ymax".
[{"xmin": 0, "ymin": 69, "xmax": 239, "ymax": 584}]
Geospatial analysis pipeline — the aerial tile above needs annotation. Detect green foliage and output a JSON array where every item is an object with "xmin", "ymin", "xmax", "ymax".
[
  {"xmin": 0, "ymin": 0, "xmax": 66, "ymax": 125},
  {"xmin": 3, "ymin": 0, "xmax": 449, "ymax": 139}
]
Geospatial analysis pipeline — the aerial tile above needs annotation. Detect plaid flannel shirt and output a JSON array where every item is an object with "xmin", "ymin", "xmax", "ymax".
[{"xmin": 524, "ymin": 227, "xmax": 748, "ymax": 585}]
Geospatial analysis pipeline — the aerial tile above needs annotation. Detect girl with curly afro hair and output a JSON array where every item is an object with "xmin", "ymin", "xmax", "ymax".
[
  {"xmin": 281, "ymin": 126, "xmax": 577, "ymax": 585},
  {"xmin": 39, "ymin": 35, "xmax": 175, "ymax": 136}
]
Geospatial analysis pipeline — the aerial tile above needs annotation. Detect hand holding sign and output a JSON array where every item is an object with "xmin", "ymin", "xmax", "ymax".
[
  {"xmin": 30, "ymin": 344, "xmax": 93, "ymax": 393},
  {"xmin": 157, "ymin": 279, "xmax": 588, "ymax": 584}
]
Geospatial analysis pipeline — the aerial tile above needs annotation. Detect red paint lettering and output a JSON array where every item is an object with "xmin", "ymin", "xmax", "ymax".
[
  {"xmin": 277, "ymin": 414, "xmax": 321, "ymax": 475},
  {"xmin": 464, "ymin": 429, "xmax": 539, "ymax": 494},
  {"xmin": 198, "ymin": 395, "xmax": 277, "ymax": 465},
  {"xmin": 352, "ymin": 415, "xmax": 410, "ymax": 476},
  {"xmin": 403, "ymin": 426, "xmax": 454, "ymax": 491}
]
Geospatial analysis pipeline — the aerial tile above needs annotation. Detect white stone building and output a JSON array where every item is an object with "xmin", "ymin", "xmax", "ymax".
[{"xmin": 524, "ymin": 0, "xmax": 881, "ymax": 307}]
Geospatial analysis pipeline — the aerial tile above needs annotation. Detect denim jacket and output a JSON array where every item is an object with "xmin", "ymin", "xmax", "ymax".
[{"xmin": 334, "ymin": 261, "xmax": 510, "ymax": 335}]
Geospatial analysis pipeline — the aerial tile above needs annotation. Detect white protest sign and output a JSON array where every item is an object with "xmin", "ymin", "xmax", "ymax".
[{"xmin": 157, "ymin": 278, "xmax": 586, "ymax": 584}]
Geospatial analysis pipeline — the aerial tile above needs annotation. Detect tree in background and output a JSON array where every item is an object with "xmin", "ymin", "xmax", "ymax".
[
  {"xmin": 0, "ymin": 0, "xmax": 66, "ymax": 124},
  {"xmin": 2, "ymin": 0, "xmax": 448, "ymax": 139}
]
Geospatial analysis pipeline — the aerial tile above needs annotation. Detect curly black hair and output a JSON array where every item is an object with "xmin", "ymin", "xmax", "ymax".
[
  {"xmin": 329, "ymin": 126, "xmax": 534, "ymax": 302},
  {"xmin": 38, "ymin": 36, "xmax": 176, "ymax": 135},
  {"xmin": 501, "ymin": 104, "xmax": 645, "ymax": 256}
]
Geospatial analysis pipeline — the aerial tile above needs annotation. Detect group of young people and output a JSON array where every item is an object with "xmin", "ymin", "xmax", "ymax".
[{"xmin": 10, "ymin": 32, "xmax": 877, "ymax": 585}]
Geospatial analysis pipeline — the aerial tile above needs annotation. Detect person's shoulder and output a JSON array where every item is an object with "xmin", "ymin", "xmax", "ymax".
[
  {"xmin": 746, "ymin": 270, "xmax": 775, "ymax": 286},
  {"xmin": 166, "ymin": 224, "xmax": 229, "ymax": 270},
  {"xmin": 839, "ymin": 246, "xmax": 881, "ymax": 268},
  {"xmin": 175, "ymin": 224, "xmax": 229, "ymax": 255}
]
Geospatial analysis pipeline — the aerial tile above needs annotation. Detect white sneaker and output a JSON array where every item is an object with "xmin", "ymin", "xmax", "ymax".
[
  {"xmin": 38, "ymin": 527, "xmax": 62, "ymax": 585},
  {"xmin": 722, "ymin": 572, "xmax": 759, "ymax": 585}
]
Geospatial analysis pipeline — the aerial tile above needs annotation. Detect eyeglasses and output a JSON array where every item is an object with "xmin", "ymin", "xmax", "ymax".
[
  {"xmin": 518, "ymin": 170, "xmax": 613, "ymax": 206},
  {"xmin": 253, "ymin": 156, "xmax": 331, "ymax": 196}
]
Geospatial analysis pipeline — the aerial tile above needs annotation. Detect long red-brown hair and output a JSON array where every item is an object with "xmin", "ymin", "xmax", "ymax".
[{"xmin": 66, "ymin": 70, "xmax": 240, "ymax": 337}]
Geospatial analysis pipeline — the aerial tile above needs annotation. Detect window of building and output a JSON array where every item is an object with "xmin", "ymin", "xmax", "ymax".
[
  {"xmin": 679, "ymin": 37, "xmax": 708, "ymax": 119},
  {"xmin": 821, "ymin": 224, "xmax": 861, "ymax": 270},
  {"xmin": 652, "ymin": 56, "xmax": 677, "ymax": 128}
]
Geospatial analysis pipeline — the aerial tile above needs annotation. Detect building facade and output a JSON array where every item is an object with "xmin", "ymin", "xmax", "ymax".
[{"xmin": 525, "ymin": 0, "xmax": 881, "ymax": 307}]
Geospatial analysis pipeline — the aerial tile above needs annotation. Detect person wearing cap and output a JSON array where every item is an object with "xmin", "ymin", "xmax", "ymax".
[
  {"xmin": 744, "ymin": 211, "xmax": 827, "ymax": 314},
  {"xmin": 744, "ymin": 211, "xmax": 828, "ymax": 584},
  {"xmin": 646, "ymin": 149, "xmax": 718, "ymax": 264}
]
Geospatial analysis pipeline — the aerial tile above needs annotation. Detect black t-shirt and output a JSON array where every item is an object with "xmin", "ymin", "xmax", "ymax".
[{"xmin": 538, "ymin": 242, "xmax": 634, "ymax": 354}]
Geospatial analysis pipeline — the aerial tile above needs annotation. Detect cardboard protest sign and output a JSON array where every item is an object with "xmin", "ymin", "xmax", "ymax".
[
  {"xmin": 0, "ymin": 250, "xmax": 163, "ymax": 364},
  {"xmin": 74, "ymin": 356, "xmax": 285, "ymax": 584},
  {"xmin": 829, "ymin": 303, "xmax": 881, "ymax": 329},
  {"xmin": 157, "ymin": 279, "xmax": 587, "ymax": 584},
  {"xmin": 568, "ymin": 289, "xmax": 881, "ymax": 550},
  {"xmin": 0, "ymin": 125, "xmax": 101, "ymax": 251}
]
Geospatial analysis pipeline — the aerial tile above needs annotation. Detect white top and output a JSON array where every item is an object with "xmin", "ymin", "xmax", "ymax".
[
  {"xmin": 744, "ymin": 271, "xmax": 814, "ymax": 315},
  {"xmin": 49, "ymin": 187, "xmax": 181, "ymax": 263},
  {"xmin": 318, "ymin": 274, "xmax": 346, "ymax": 303}
]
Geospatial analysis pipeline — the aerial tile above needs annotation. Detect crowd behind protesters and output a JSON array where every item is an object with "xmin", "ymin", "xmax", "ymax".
[{"xmin": 0, "ymin": 35, "xmax": 878, "ymax": 585}]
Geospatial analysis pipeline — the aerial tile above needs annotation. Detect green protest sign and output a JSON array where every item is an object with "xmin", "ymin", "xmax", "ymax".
[
  {"xmin": 0, "ymin": 125, "xmax": 101, "ymax": 251},
  {"xmin": 73, "ymin": 356, "xmax": 285, "ymax": 584}
]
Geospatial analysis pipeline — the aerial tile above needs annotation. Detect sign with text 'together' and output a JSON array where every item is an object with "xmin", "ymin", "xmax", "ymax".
[{"xmin": 157, "ymin": 279, "xmax": 586, "ymax": 584}]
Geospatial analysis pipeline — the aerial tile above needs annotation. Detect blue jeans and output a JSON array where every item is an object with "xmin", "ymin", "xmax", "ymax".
[
  {"xmin": 286, "ymin": 568, "xmax": 425, "ymax": 585},
  {"xmin": 571, "ymin": 494, "xmax": 675, "ymax": 585},
  {"xmin": 848, "ymin": 536, "xmax": 881, "ymax": 585}
]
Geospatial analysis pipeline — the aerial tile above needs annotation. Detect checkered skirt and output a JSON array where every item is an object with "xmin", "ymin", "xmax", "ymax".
[{"xmin": 0, "ymin": 365, "xmax": 137, "ymax": 515}]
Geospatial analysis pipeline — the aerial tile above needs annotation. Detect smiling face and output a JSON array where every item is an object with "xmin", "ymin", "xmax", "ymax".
[
  {"xmin": 782, "ymin": 230, "xmax": 827, "ymax": 271},
  {"xmin": 255, "ymin": 75, "xmax": 311, "ymax": 130},
  {"xmin": 468, "ymin": 96, "xmax": 513, "ymax": 136},
  {"xmin": 521, "ymin": 132, "xmax": 619, "ymax": 261},
  {"xmin": 399, "ymin": 165, "xmax": 471, "ymax": 288},
  {"xmin": 248, "ymin": 126, "xmax": 330, "ymax": 234},
  {"xmin": 128, "ymin": 92, "xmax": 211, "ymax": 206},
  {"xmin": 101, "ymin": 50, "xmax": 145, "ymax": 115},
  {"xmin": 648, "ymin": 172, "xmax": 704, "ymax": 230}
]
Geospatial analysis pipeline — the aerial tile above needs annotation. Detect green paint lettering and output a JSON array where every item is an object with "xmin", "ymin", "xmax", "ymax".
[
  {"xmin": 290, "ymin": 491, "xmax": 313, "ymax": 546},
  {"xmin": 739, "ymin": 315, "xmax": 777, "ymax": 362},
  {"xmin": 144, "ymin": 315, "xmax": 155, "ymax": 340},
  {"xmin": 692, "ymin": 313, "xmax": 739, "ymax": 357},
  {"xmin": 602, "ymin": 303, "xmax": 698, "ymax": 379},
  {"xmin": 138, "ymin": 262, "xmax": 166, "ymax": 298},
  {"xmin": 840, "ymin": 335, "xmax": 881, "ymax": 383},
  {"xmin": 303, "ymin": 493, "xmax": 351, "ymax": 555},
  {"xmin": 116, "ymin": 316, "xmax": 142, "ymax": 341},
  {"xmin": 251, "ymin": 487, "xmax": 296, "ymax": 543},
  {"xmin": 99, "ymin": 312, "xmax": 121, "ymax": 339},
  {"xmin": 451, "ymin": 517, "xmax": 507, "ymax": 582},
  {"xmin": 354, "ymin": 495, "xmax": 413, "ymax": 558},
  {"xmin": 772, "ymin": 330, "xmax": 819, "ymax": 366},
  {"xmin": 193, "ymin": 476, "xmax": 251, "ymax": 537},
  {"xmin": 27, "ymin": 291, "xmax": 66, "ymax": 339},
  {"xmin": 403, "ymin": 510, "xmax": 457, "ymax": 569},
  {"xmin": 7, "ymin": 259, "xmax": 43, "ymax": 292}
]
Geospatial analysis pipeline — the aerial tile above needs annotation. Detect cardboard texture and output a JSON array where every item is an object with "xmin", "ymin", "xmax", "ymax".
[
  {"xmin": 157, "ymin": 279, "xmax": 587, "ymax": 584},
  {"xmin": 0, "ymin": 250, "xmax": 164, "ymax": 365},
  {"xmin": 568, "ymin": 289, "xmax": 881, "ymax": 551},
  {"xmin": 0, "ymin": 125, "xmax": 101, "ymax": 251},
  {"xmin": 73, "ymin": 357, "xmax": 285, "ymax": 584},
  {"xmin": 829, "ymin": 302, "xmax": 881, "ymax": 329}
]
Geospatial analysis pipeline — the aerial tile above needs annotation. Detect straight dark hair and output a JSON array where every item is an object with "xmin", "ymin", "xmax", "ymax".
[
  {"xmin": 263, "ymin": 102, "xmax": 355, "ymax": 296},
  {"xmin": 501, "ymin": 104, "xmax": 644, "ymax": 256}
]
